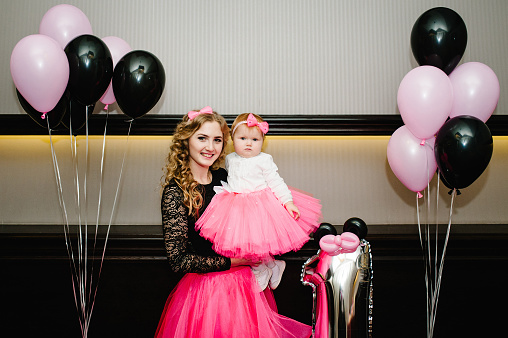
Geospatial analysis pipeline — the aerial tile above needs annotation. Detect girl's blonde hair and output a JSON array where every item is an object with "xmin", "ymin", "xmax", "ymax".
[
  {"xmin": 162, "ymin": 110, "xmax": 230, "ymax": 216},
  {"xmin": 230, "ymin": 113, "xmax": 266, "ymax": 139}
]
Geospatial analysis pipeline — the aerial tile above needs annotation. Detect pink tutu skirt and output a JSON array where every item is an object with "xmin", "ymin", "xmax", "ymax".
[
  {"xmin": 155, "ymin": 266, "xmax": 311, "ymax": 338},
  {"xmin": 195, "ymin": 187, "xmax": 322, "ymax": 260}
]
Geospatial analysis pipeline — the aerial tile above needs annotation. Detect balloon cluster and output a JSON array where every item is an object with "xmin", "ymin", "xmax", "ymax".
[
  {"xmin": 388, "ymin": 7, "xmax": 498, "ymax": 195},
  {"xmin": 10, "ymin": 4, "xmax": 166, "ymax": 131}
]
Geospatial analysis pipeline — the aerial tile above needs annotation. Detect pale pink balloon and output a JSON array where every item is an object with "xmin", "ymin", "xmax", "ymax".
[
  {"xmin": 397, "ymin": 66, "xmax": 453, "ymax": 140},
  {"xmin": 10, "ymin": 34, "xmax": 69, "ymax": 114},
  {"xmin": 100, "ymin": 36, "xmax": 132, "ymax": 105},
  {"xmin": 449, "ymin": 62, "xmax": 500, "ymax": 122},
  {"xmin": 387, "ymin": 125, "xmax": 437, "ymax": 193},
  {"xmin": 39, "ymin": 4, "xmax": 93, "ymax": 49}
]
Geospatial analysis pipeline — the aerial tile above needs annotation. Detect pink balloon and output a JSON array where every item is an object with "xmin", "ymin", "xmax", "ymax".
[
  {"xmin": 449, "ymin": 62, "xmax": 500, "ymax": 122},
  {"xmin": 10, "ymin": 34, "xmax": 69, "ymax": 114},
  {"xmin": 397, "ymin": 66, "xmax": 453, "ymax": 140},
  {"xmin": 100, "ymin": 36, "xmax": 132, "ymax": 106},
  {"xmin": 39, "ymin": 4, "xmax": 93, "ymax": 49},
  {"xmin": 387, "ymin": 125, "xmax": 437, "ymax": 193}
]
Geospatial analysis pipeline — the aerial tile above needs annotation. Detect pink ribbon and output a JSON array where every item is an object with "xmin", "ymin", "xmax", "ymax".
[
  {"xmin": 188, "ymin": 106, "xmax": 213, "ymax": 120},
  {"xmin": 246, "ymin": 113, "xmax": 269, "ymax": 134}
]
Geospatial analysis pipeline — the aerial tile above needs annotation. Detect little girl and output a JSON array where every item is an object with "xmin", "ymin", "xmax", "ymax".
[{"xmin": 196, "ymin": 113, "xmax": 322, "ymax": 291}]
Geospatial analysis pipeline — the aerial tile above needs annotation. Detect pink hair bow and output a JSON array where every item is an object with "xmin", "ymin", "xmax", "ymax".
[
  {"xmin": 246, "ymin": 113, "xmax": 269, "ymax": 134},
  {"xmin": 188, "ymin": 106, "xmax": 213, "ymax": 120}
]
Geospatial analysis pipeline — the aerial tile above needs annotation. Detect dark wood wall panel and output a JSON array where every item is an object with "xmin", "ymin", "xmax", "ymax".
[
  {"xmin": 2, "ymin": 114, "xmax": 508, "ymax": 136},
  {"xmin": 1, "ymin": 231, "xmax": 506, "ymax": 337}
]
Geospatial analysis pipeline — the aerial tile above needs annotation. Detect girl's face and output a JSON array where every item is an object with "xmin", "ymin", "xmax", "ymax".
[
  {"xmin": 188, "ymin": 121, "xmax": 224, "ymax": 170},
  {"xmin": 233, "ymin": 124, "xmax": 264, "ymax": 158}
]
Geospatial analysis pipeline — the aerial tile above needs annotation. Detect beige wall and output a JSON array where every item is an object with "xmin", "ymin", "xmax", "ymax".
[
  {"xmin": 1, "ymin": 136, "xmax": 507, "ymax": 231},
  {"xmin": 1, "ymin": 1, "xmax": 507, "ymax": 233},
  {"xmin": 1, "ymin": 0, "xmax": 507, "ymax": 116}
]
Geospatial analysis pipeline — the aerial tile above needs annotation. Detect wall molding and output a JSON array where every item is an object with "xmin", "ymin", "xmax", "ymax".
[
  {"xmin": 2, "ymin": 114, "xmax": 508, "ymax": 136},
  {"xmin": 2, "ymin": 224, "xmax": 507, "ymax": 261}
]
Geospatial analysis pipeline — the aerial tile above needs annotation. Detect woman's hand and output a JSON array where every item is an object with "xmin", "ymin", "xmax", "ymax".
[{"xmin": 230, "ymin": 258, "xmax": 262, "ymax": 268}]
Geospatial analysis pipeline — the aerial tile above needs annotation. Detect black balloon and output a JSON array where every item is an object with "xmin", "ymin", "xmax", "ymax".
[
  {"xmin": 17, "ymin": 89, "xmax": 67, "ymax": 130},
  {"xmin": 434, "ymin": 116, "xmax": 493, "ymax": 189},
  {"xmin": 313, "ymin": 223, "xmax": 337, "ymax": 243},
  {"xmin": 411, "ymin": 7, "xmax": 467, "ymax": 75},
  {"xmin": 112, "ymin": 50, "xmax": 166, "ymax": 119},
  {"xmin": 61, "ymin": 95, "xmax": 95, "ymax": 134},
  {"xmin": 65, "ymin": 35, "xmax": 113, "ymax": 105},
  {"xmin": 343, "ymin": 217, "xmax": 368, "ymax": 240}
]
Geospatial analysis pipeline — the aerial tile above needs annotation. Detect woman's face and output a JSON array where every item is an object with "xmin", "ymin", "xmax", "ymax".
[{"xmin": 188, "ymin": 121, "xmax": 224, "ymax": 170}]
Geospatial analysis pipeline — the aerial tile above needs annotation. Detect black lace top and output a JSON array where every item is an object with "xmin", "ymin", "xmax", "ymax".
[{"xmin": 161, "ymin": 168, "xmax": 231, "ymax": 273}]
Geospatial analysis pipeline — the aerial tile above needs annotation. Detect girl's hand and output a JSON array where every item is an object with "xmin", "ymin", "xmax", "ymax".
[
  {"xmin": 284, "ymin": 201, "xmax": 301, "ymax": 220},
  {"xmin": 230, "ymin": 258, "xmax": 262, "ymax": 268}
]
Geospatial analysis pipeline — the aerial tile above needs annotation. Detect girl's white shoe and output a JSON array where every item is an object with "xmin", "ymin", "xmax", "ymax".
[{"xmin": 269, "ymin": 260, "xmax": 286, "ymax": 289}]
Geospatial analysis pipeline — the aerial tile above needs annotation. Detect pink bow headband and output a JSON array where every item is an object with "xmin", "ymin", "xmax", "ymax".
[
  {"xmin": 188, "ymin": 106, "xmax": 214, "ymax": 120},
  {"xmin": 232, "ymin": 113, "xmax": 269, "ymax": 135}
]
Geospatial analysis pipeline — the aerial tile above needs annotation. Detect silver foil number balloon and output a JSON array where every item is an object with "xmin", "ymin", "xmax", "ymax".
[{"xmin": 302, "ymin": 240, "xmax": 373, "ymax": 338}]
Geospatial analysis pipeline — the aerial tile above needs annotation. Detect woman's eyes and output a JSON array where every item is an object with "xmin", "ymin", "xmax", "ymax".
[{"xmin": 214, "ymin": 138, "xmax": 223, "ymax": 143}]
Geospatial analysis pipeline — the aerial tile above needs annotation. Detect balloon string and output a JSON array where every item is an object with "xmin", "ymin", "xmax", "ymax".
[
  {"xmin": 87, "ymin": 108, "xmax": 109, "ymax": 329},
  {"xmin": 430, "ymin": 189, "xmax": 456, "ymax": 334},
  {"xmin": 68, "ymin": 116, "xmax": 87, "ymax": 331},
  {"xmin": 48, "ymin": 121, "xmax": 84, "ymax": 333},
  {"xmin": 84, "ymin": 106, "xmax": 90, "ymax": 327},
  {"xmin": 71, "ymin": 133, "xmax": 86, "ymax": 326},
  {"xmin": 88, "ymin": 118, "xmax": 133, "ymax": 323},
  {"xmin": 416, "ymin": 194, "xmax": 431, "ymax": 337}
]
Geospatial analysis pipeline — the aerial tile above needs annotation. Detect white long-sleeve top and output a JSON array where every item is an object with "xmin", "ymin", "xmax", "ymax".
[{"xmin": 224, "ymin": 152, "xmax": 293, "ymax": 205}]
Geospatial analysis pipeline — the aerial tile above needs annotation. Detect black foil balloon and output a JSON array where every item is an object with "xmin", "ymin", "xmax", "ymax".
[
  {"xmin": 17, "ymin": 89, "xmax": 66, "ymax": 130},
  {"xmin": 434, "ymin": 116, "xmax": 493, "ymax": 189},
  {"xmin": 411, "ymin": 7, "xmax": 467, "ymax": 75},
  {"xmin": 343, "ymin": 217, "xmax": 368, "ymax": 240},
  {"xmin": 313, "ymin": 223, "xmax": 337, "ymax": 243},
  {"xmin": 65, "ymin": 35, "xmax": 113, "ymax": 105},
  {"xmin": 61, "ymin": 95, "xmax": 95, "ymax": 134},
  {"xmin": 112, "ymin": 50, "xmax": 166, "ymax": 119}
]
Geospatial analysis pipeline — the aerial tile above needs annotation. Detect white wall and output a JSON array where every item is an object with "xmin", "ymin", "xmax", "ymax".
[{"xmin": 1, "ymin": 0, "xmax": 507, "ymax": 116}]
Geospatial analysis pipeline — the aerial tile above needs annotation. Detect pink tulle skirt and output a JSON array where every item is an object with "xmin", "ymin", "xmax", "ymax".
[
  {"xmin": 155, "ymin": 266, "xmax": 311, "ymax": 338},
  {"xmin": 195, "ymin": 187, "xmax": 322, "ymax": 260}
]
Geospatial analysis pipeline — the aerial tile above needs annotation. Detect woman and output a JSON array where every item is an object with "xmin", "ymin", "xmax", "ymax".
[{"xmin": 155, "ymin": 107, "xmax": 311, "ymax": 337}]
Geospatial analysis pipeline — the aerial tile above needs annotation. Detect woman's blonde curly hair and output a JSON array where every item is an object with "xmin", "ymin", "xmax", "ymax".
[{"xmin": 162, "ymin": 110, "xmax": 230, "ymax": 216}]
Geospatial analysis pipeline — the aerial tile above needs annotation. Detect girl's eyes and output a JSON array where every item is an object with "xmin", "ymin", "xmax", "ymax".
[
  {"xmin": 197, "ymin": 136, "xmax": 206, "ymax": 141},
  {"xmin": 214, "ymin": 138, "xmax": 222, "ymax": 143}
]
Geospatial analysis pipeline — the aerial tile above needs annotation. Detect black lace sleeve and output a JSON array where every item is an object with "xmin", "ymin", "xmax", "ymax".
[{"xmin": 161, "ymin": 184, "xmax": 231, "ymax": 273}]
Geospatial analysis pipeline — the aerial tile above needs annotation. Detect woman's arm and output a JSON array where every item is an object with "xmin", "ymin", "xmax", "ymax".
[{"xmin": 161, "ymin": 185, "xmax": 231, "ymax": 273}]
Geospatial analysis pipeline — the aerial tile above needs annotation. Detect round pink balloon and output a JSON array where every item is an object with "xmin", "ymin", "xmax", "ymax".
[
  {"xmin": 397, "ymin": 66, "xmax": 453, "ymax": 140},
  {"xmin": 100, "ymin": 36, "xmax": 132, "ymax": 105},
  {"xmin": 39, "ymin": 4, "xmax": 93, "ymax": 49},
  {"xmin": 10, "ymin": 34, "xmax": 69, "ymax": 114},
  {"xmin": 449, "ymin": 62, "xmax": 500, "ymax": 122},
  {"xmin": 387, "ymin": 125, "xmax": 437, "ymax": 193}
]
